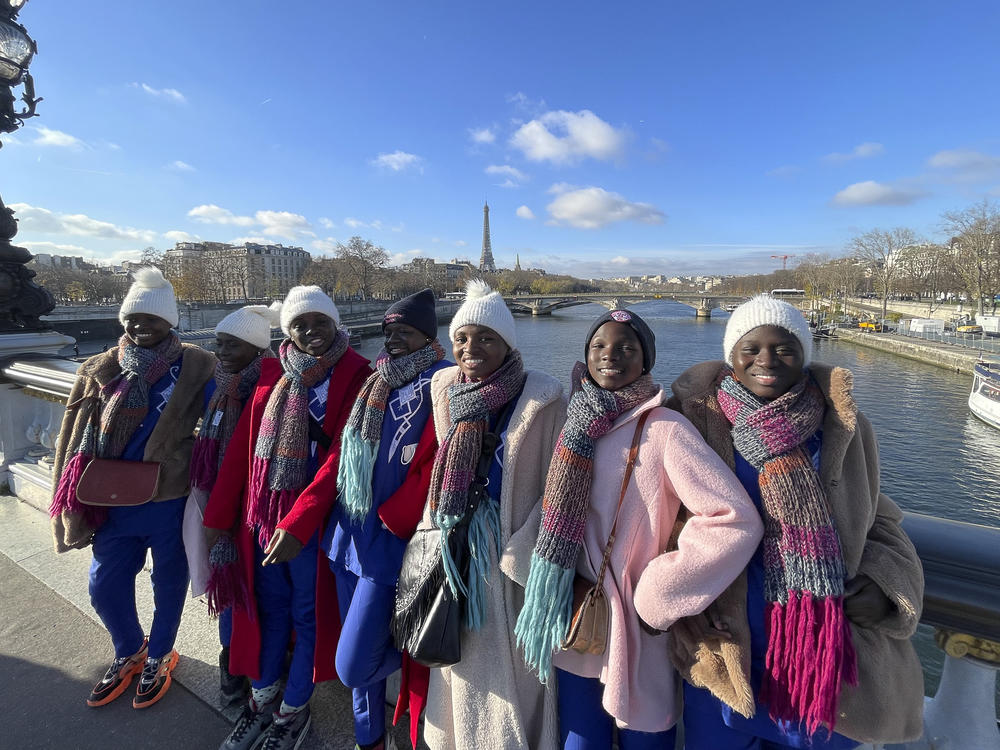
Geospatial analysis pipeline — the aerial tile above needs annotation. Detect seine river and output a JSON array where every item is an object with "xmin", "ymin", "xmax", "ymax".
[{"xmin": 359, "ymin": 298, "xmax": 1000, "ymax": 530}]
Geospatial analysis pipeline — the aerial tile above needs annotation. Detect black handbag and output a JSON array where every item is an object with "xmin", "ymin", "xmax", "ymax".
[{"xmin": 392, "ymin": 401, "xmax": 513, "ymax": 667}]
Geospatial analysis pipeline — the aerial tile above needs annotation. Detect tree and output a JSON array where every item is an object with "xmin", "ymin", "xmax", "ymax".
[
  {"xmin": 942, "ymin": 200, "xmax": 1000, "ymax": 316},
  {"xmin": 335, "ymin": 236, "xmax": 389, "ymax": 300},
  {"xmin": 897, "ymin": 243, "xmax": 956, "ymax": 313},
  {"xmin": 849, "ymin": 227, "xmax": 919, "ymax": 321},
  {"xmin": 301, "ymin": 257, "xmax": 347, "ymax": 298}
]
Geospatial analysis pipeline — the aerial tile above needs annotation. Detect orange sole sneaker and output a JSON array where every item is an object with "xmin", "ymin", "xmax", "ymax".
[
  {"xmin": 132, "ymin": 649, "xmax": 179, "ymax": 709},
  {"xmin": 87, "ymin": 640, "xmax": 149, "ymax": 707}
]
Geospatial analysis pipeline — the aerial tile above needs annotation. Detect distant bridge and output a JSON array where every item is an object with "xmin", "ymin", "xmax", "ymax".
[{"xmin": 503, "ymin": 292, "xmax": 751, "ymax": 318}]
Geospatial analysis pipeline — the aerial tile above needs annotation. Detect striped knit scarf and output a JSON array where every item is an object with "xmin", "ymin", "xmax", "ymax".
[
  {"xmin": 191, "ymin": 352, "xmax": 273, "ymax": 494},
  {"xmin": 428, "ymin": 350, "xmax": 526, "ymax": 630},
  {"xmin": 515, "ymin": 370, "xmax": 658, "ymax": 681},
  {"xmin": 247, "ymin": 332, "xmax": 348, "ymax": 547},
  {"xmin": 50, "ymin": 333, "xmax": 183, "ymax": 525},
  {"xmin": 338, "ymin": 340, "xmax": 446, "ymax": 521},
  {"xmin": 717, "ymin": 371, "xmax": 857, "ymax": 737}
]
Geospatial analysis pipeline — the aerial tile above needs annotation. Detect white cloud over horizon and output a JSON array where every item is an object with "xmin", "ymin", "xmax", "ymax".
[
  {"xmin": 163, "ymin": 230, "xmax": 201, "ymax": 243},
  {"xmin": 831, "ymin": 180, "xmax": 924, "ymax": 206},
  {"xmin": 545, "ymin": 184, "xmax": 664, "ymax": 229},
  {"xmin": 486, "ymin": 164, "xmax": 529, "ymax": 186},
  {"xmin": 34, "ymin": 127, "xmax": 84, "ymax": 148},
  {"xmin": 131, "ymin": 82, "xmax": 187, "ymax": 104},
  {"xmin": 10, "ymin": 202, "xmax": 158, "ymax": 243},
  {"xmin": 511, "ymin": 109, "xmax": 626, "ymax": 165},
  {"xmin": 371, "ymin": 150, "xmax": 423, "ymax": 172},
  {"xmin": 824, "ymin": 142, "xmax": 885, "ymax": 162},
  {"xmin": 188, "ymin": 204, "xmax": 256, "ymax": 226},
  {"xmin": 927, "ymin": 149, "xmax": 1000, "ymax": 183}
]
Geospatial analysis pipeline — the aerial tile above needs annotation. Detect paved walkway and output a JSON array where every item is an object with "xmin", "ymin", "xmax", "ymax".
[{"xmin": 0, "ymin": 495, "xmax": 414, "ymax": 750}]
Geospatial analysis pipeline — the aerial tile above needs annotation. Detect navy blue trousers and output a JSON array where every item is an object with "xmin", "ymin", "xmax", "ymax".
[
  {"xmin": 89, "ymin": 497, "xmax": 189, "ymax": 660},
  {"xmin": 332, "ymin": 563, "xmax": 401, "ymax": 745}
]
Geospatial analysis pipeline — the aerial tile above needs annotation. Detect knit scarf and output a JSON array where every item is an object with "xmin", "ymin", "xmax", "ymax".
[
  {"xmin": 515, "ymin": 370, "xmax": 658, "ymax": 681},
  {"xmin": 338, "ymin": 340, "xmax": 446, "ymax": 521},
  {"xmin": 191, "ymin": 352, "xmax": 273, "ymax": 494},
  {"xmin": 428, "ymin": 350, "xmax": 526, "ymax": 630},
  {"xmin": 247, "ymin": 331, "xmax": 349, "ymax": 547},
  {"xmin": 50, "ymin": 333, "xmax": 183, "ymax": 525},
  {"xmin": 717, "ymin": 370, "xmax": 857, "ymax": 737}
]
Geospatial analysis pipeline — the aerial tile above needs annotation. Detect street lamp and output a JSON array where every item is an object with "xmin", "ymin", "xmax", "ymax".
[{"xmin": 0, "ymin": 0, "xmax": 51, "ymax": 332}]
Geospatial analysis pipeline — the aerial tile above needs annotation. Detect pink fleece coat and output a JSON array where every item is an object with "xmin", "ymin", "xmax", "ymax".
[{"xmin": 545, "ymin": 390, "xmax": 763, "ymax": 733}]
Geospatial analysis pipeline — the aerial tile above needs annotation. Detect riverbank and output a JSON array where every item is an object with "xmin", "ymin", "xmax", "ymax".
[{"xmin": 834, "ymin": 327, "xmax": 998, "ymax": 375}]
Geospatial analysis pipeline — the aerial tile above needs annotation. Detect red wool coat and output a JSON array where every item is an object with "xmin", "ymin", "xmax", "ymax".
[{"xmin": 203, "ymin": 349, "xmax": 372, "ymax": 684}]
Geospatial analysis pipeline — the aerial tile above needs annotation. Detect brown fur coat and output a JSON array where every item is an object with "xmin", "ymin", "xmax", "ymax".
[{"xmin": 668, "ymin": 360, "xmax": 925, "ymax": 744}]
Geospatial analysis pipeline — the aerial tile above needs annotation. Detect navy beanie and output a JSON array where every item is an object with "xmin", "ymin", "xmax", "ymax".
[
  {"xmin": 585, "ymin": 309, "xmax": 656, "ymax": 374},
  {"xmin": 383, "ymin": 288, "xmax": 438, "ymax": 338}
]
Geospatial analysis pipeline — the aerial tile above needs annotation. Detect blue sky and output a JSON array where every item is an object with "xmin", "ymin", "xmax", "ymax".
[{"xmin": 3, "ymin": 0, "xmax": 1000, "ymax": 277}]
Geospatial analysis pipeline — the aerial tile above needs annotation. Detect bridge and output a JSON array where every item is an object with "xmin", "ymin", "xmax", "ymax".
[{"xmin": 503, "ymin": 292, "xmax": 752, "ymax": 317}]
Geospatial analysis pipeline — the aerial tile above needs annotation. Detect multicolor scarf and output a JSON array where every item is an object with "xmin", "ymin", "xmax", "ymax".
[
  {"xmin": 428, "ymin": 350, "xmax": 526, "ymax": 630},
  {"xmin": 717, "ymin": 370, "xmax": 857, "ymax": 736},
  {"xmin": 50, "ymin": 333, "xmax": 183, "ymax": 525},
  {"xmin": 247, "ymin": 331, "xmax": 349, "ymax": 547},
  {"xmin": 338, "ymin": 340, "xmax": 446, "ymax": 521},
  {"xmin": 515, "ymin": 369, "xmax": 659, "ymax": 681}
]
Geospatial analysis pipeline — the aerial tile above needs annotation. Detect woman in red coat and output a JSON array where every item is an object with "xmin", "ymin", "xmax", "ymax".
[{"xmin": 205, "ymin": 286, "xmax": 371, "ymax": 750}]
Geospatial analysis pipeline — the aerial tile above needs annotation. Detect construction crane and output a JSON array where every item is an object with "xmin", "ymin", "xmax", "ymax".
[{"xmin": 771, "ymin": 254, "xmax": 796, "ymax": 270}]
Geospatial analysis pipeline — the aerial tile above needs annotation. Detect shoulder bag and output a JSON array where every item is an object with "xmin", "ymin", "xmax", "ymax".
[{"xmin": 75, "ymin": 406, "xmax": 162, "ymax": 507}]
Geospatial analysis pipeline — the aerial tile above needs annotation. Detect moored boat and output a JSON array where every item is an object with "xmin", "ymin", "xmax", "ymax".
[{"xmin": 968, "ymin": 361, "xmax": 1000, "ymax": 429}]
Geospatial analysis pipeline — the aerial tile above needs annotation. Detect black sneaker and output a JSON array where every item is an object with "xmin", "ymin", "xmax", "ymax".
[
  {"xmin": 219, "ymin": 697, "xmax": 281, "ymax": 750},
  {"xmin": 132, "ymin": 649, "xmax": 179, "ymax": 709},
  {"xmin": 219, "ymin": 647, "xmax": 249, "ymax": 704},
  {"xmin": 86, "ymin": 639, "xmax": 148, "ymax": 707},
  {"xmin": 260, "ymin": 705, "xmax": 311, "ymax": 750}
]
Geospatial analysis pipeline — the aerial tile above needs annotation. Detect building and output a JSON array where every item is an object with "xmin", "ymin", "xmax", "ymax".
[
  {"xmin": 165, "ymin": 241, "xmax": 310, "ymax": 301},
  {"xmin": 398, "ymin": 257, "xmax": 473, "ymax": 289},
  {"xmin": 479, "ymin": 202, "xmax": 497, "ymax": 273},
  {"xmin": 30, "ymin": 254, "xmax": 97, "ymax": 272}
]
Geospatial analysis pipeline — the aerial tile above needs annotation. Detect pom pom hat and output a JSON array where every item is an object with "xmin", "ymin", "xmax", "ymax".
[
  {"xmin": 216, "ymin": 303, "xmax": 281, "ymax": 349},
  {"xmin": 118, "ymin": 266, "xmax": 178, "ymax": 328},
  {"xmin": 448, "ymin": 279, "xmax": 517, "ymax": 349},
  {"xmin": 723, "ymin": 294, "xmax": 812, "ymax": 367},
  {"xmin": 383, "ymin": 287, "xmax": 438, "ymax": 338},
  {"xmin": 278, "ymin": 285, "xmax": 340, "ymax": 335}
]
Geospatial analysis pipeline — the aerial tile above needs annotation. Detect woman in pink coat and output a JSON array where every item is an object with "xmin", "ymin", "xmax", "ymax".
[{"xmin": 515, "ymin": 309, "xmax": 763, "ymax": 748}]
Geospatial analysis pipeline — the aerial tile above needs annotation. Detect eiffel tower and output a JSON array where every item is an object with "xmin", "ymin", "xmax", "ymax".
[{"xmin": 479, "ymin": 202, "xmax": 497, "ymax": 273}]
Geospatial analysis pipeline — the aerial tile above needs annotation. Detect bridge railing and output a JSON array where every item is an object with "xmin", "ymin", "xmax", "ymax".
[{"xmin": 0, "ymin": 357, "xmax": 997, "ymax": 748}]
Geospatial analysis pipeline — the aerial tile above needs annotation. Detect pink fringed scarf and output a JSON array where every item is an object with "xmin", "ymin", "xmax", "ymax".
[{"xmin": 717, "ymin": 371, "xmax": 857, "ymax": 737}]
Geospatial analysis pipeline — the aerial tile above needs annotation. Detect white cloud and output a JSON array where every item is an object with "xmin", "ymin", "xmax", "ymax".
[
  {"xmin": 486, "ymin": 165, "xmax": 529, "ymax": 186},
  {"xmin": 255, "ymin": 210, "xmax": 312, "ymax": 239},
  {"xmin": 824, "ymin": 142, "xmax": 885, "ymax": 162},
  {"xmin": 311, "ymin": 238, "xmax": 339, "ymax": 254},
  {"xmin": 167, "ymin": 160, "xmax": 195, "ymax": 172},
  {"xmin": 516, "ymin": 205, "xmax": 535, "ymax": 220},
  {"xmin": 319, "ymin": 217, "xmax": 335, "ymax": 229},
  {"xmin": 511, "ymin": 110, "xmax": 626, "ymax": 165},
  {"xmin": 389, "ymin": 249, "xmax": 423, "ymax": 266},
  {"xmin": 9, "ymin": 202, "xmax": 158, "ymax": 243},
  {"xmin": 927, "ymin": 149, "xmax": 1000, "ymax": 183},
  {"xmin": 22, "ymin": 241, "xmax": 90, "ymax": 254},
  {"xmin": 34, "ymin": 127, "xmax": 84, "ymax": 148},
  {"xmin": 344, "ymin": 217, "xmax": 365, "ymax": 229},
  {"xmin": 469, "ymin": 127, "xmax": 496, "ymax": 144},
  {"xmin": 371, "ymin": 150, "xmax": 423, "ymax": 172},
  {"xmin": 131, "ymin": 82, "xmax": 186, "ymax": 104},
  {"xmin": 545, "ymin": 185, "xmax": 664, "ymax": 229},
  {"xmin": 188, "ymin": 204, "xmax": 255, "ymax": 226},
  {"xmin": 343, "ymin": 217, "xmax": 386, "ymax": 232},
  {"xmin": 832, "ymin": 180, "xmax": 924, "ymax": 206},
  {"xmin": 230, "ymin": 235, "xmax": 272, "ymax": 246},
  {"xmin": 610, "ymin": 256, "xmax": 630, "ymax": 264},
  {"xmin": 163, "ymin": 230, "xmax": 201, "ymax": 243}
]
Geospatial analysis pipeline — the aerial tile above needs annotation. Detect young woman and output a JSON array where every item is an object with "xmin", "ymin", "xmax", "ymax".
[
  {"xmin": 669, "ymin": 294, "xmax": 925, "ymax": 749},
  {"xmin": 183, "ymin": 304, "xmax": 278, "ymax": 704},
  {"xmin": 515, "ymin": 309, "xmax": 762, "ymax": 749},
  {"xmin": 50, "ymin": 267, "xmax": 216, "ymax": 709},
  {"xmin": 417, "ymin": 279, "xmax": 567, "ymax": 750},
  {"xmin": 204, "ymin": 286, "xmax": 371, "ymax": 750}
]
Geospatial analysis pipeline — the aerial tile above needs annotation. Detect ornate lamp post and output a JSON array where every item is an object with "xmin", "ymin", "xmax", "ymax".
[{"xmin": 0, "ymin": 0, "xmax": 52, "ymax": 332}]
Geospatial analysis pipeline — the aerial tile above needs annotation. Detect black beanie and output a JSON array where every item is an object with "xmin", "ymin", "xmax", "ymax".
[
  {"xmin": 585, "ymin": 309, "xmax": 656, "ymax": 373},
  {"xmin": 383, "ymin": 288, "xmax": 438, "ymax": 338}
]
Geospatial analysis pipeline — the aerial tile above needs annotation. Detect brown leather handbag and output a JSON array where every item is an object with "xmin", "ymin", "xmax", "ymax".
[
  {"xmin": 76, "ymin": 458, "xmax": 161, "ymax": 507},
  {"xmin": 562, "ymin": 410, "xmax": 650, "ymax": 655}
]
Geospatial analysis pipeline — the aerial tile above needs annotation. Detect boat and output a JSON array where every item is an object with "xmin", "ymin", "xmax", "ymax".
[{"xmin": 968, "ymin": 361, "xmax": 1000, "ymax": 429}]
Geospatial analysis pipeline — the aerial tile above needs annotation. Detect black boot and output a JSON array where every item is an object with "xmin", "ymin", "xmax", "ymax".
[{"xmin": 219, "ymin": 646, "xmax": 249, "ymax": 704}]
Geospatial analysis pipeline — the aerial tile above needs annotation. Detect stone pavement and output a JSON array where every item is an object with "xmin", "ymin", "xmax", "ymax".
[{"xmin": 0, "ymin": 495, "xmax": 416, "ymax": 750}]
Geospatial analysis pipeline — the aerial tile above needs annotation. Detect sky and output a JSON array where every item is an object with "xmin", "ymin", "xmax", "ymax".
[{"xmin": 3, "ymin": 0, "xmax": 1000, "ymax": 278}]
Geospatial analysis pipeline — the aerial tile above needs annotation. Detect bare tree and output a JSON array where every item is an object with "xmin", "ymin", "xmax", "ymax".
[
  {"xmin": 336, "ymin": 236, "xmax": 389, "ymax": 300},
  {"xmin": 942, "ymin": 200, "xmax": 1000, "ymax": 316},
  {"xmin": 849, "ymin": 227, "xmax": 919, "ymax": 321}
]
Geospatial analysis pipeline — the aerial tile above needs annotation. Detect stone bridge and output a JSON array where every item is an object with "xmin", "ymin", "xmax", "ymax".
[{"xmin": 503, "ymin": 292, "xmax": 751, "ymax": 317}]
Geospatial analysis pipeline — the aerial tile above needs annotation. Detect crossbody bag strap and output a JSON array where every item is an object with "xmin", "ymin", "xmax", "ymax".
[
  {"xmin": 593, "ymin": 409, "xmax": 651, "ymax": 587},
  {"xmin": 464, "ymin": 396, "xmax": 517, "ymax": 520}
]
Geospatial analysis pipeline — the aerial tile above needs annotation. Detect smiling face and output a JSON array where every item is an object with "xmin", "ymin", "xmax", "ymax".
[
  {"xmin": 587, "ymin": 321, "xmax": 645, "ymax": 391},
  {"xmin": 288, "ymin": 312, "xmax": 336, "ymax": 356},
  {"xmin": 215, "ymin": 332, "xmax": 260, "ymax": 373},
  {"xmin": 384, "ymin": 322, "xmax": 430, "ymax": 358},
  {"xmin": 452, "ymin": 325, "xmax": 509, "ymax": 381},
  {"xmin": 731, "ymin": 325, "xmax": 805, "ymax": 400},
  {"xmin": 123, "ymin": 313, "xmax": 172, "ymax": 348}
]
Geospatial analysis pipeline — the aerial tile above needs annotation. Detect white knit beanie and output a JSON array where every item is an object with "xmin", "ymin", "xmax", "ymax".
[
  {"xmin": 118, "ymin": 267, "xmax": 178, "ymax": 328},
  {"xmin": 216, "ymin": 304, "xmax": 281, "ymax": 349},
  {"xmin": 723, "ymin": 294, "xmax": 812, "ymax": 366},
  {"xmin": 448, "ymin": 279, "xmax": 517, "ymax": 349},
  {"xmin": 278, "ymin": 285, "xmax": 340, "ymax": 335}
]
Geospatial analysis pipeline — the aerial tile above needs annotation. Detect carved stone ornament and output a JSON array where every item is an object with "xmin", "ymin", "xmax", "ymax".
[
  {"xmin": 934, "ymin": 628, "xmax": 1000, "ymax": 665},
  {"xmin": 0, "ymin": 194, "xmax": 55, "ymax": 331}
]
